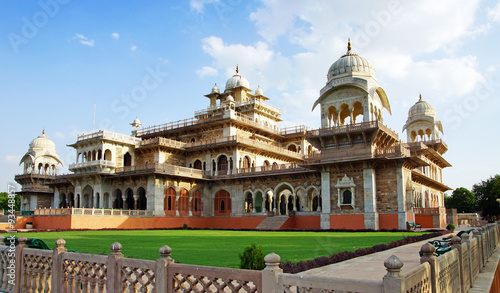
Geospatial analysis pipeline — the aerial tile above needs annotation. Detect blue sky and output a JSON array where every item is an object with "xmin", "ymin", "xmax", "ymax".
[{"xmin": 1, "ymin": 0, "xmax": 499, "ymax": 194}]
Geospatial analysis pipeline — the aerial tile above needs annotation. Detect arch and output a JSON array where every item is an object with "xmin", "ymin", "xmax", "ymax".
[
  {"xmin": 287, "ymin": 195, "xmax": 294, "ymax": 211},
  {"xmin": 82, "ymin": 185, "xmax": 93, "ymax": 208},
  {"xmin": 97, "ymin": 149, "xmax": 102, "ymax": 160},
  {"xmin": 95, "ymin": 192, "xmax": 100, "ymax": 208},
  {"xmin": 59, "ymin": 193, "xmax": 67, "ymax": 208},
  {"xmin": 87, "ymin": 151, "xmax": 92, "ymax": 161},
  {"xmin": 193, "ymin": 159, "xmax": 202, "ymax": 170},
  {"xmin": 164, "ymin": 187, "xmax": 176, "ymax": 215},
  {"xmin": 114, "ymin": 189, "xmax": 123, "ymax": 209},
  {"xmin": 342, "ymin": 190, "xmax": 352, "ymax": 204},
  {"xmin": 410, "ymin": 131, "xmax": 417, "ymax": 142},
  {"xmin": 104, "ymin": 149, "xmax": 112, "ymax": 161},
  {"xmin": 287, "ymin": 144, "xmax": 297, "ymax": 152},
  {"xmin": 217, "ymin": 155, "xmax": 228, "ymax": 175},
  {"xmin": 124, "ymin": 152, "xmax": 132, "ymax": 167},
  {"xmin": 352, "ymin": 101, "xmax": 363, "ymax": 123},
  {"xmin": 137, "ymin": 187, "xmax": 147, "ymax": 210},
  {"xmin": 425, "ymin": 128, "xmax": 432, "ymax": 140},
  {"xmin": 192, "ymin": 190, "xmax": 202, "ymax": 216},
  {"xmin": 328, "ymin": 106, "xmax": 338, "ymax": 127},
  {"xmin": 125, "ymin": 188, "xmax": 134, "ymax": 210},
  {"xmin": 214, "ymin": 189, "xmax": 231, "ymax": 216},
  {"xmin": 178, "ymin": 189, "xmax": 189, "ymax": 216},
  {"xmin": 339, "ymin": 104, "xmax": 351, "ymax": 125},
  {"xmin": 263, "ymin": 160, "xmax": 270, "ymax": 166},
  {"xmin": 244, "ymin": 191, "xmax": 253, "ymax": 213},
  {"xmin": 242, "ymin": 156, "xmax": 251, "ymax": 169},
  {"xmin": 254, "ymin": 190, "xmax": 263, "ymax": 213},
  {"xmin": 92, "ymin": 150, "xmax": 96, "ymax": 161},
  {"xmin": 68, "ymin": 192, "xmax": 75, "ymax": 208},
  {"xmin": 77, "ymin": 153, "xmax": 82, "ymax": 163}
]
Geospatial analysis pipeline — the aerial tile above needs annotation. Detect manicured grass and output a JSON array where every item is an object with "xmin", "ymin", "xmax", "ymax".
[{"xmin": 3, "ymin": 230, "xmax": 427, "ymax": 268}]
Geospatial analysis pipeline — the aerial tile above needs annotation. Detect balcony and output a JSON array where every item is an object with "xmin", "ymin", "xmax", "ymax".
[
  {"xmin": 194, "ymin": 98, "xmax": 282, "ymax": 117},
  {"xmin": 115, "ymin": 163, "xmax": 205, "ymax": 179},
  {"xmin": 68, "ymin": 160, "xmax": 116, "ymax": 173},
  {"xmin": 374, "ymin": 144, "xmax": 411, "ymax": 158},
  {"xmin": 413, "ymin": 207, "xmax": 446, "ymax": 215},
  {"xmin": 140, "ymin": 137, "xmax": 186, "ymax": 149},
  {"xmin": 34, "ymin": 207, "xmax": 154, "ymax": 217},
  {"xmin": 75, "ymin": 130, "xmax": 141, "ymax": 145}
]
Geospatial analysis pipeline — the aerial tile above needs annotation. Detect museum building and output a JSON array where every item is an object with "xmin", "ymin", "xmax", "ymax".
[{"xmin": 14, "ymin": 42, "xmax": 452, "ymax": 230}]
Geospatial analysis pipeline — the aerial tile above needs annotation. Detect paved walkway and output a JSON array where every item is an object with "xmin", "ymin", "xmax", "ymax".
[{"xmin": 301, "ymin": 230, "xmax": 454, "ymax": 281}]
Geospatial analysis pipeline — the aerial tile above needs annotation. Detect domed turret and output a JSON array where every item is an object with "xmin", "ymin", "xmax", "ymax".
[
  {"xmin": 255, "ymin": 85, "xmax": 263, "ymax": 96},
  {"xmin": 20, "ymin": 130, "xmax": 63, "ymax": 175},
  {"xmin": 225, "ymin": 65, "xmax": 250, "ymax": 91},
  {"xmin": 403, "ymin": 95, "xmax": 443, "ymax": 142},
  {"xmin": 211, "ymin": 83, "xmax": 220, "ymax": 94},
  {"xmin": 327, "ymin": 40, "xmax": 375, "ymax": 82}
]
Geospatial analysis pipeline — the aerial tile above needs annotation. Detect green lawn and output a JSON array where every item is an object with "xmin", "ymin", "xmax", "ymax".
[{"xmin": 3, "ymin": 230, "xmax": 426, "ymax": 268}]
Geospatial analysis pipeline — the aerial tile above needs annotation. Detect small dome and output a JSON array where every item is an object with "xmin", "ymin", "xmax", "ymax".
[
  {"xmin": 225, "ymin": 66, "xmax": 250, "ymax": 91},
  {"xmin": 327, "ymin": 40, "xmax": 375, "ymax": 82},
  {"xmin": 255, "ymin": 85, "xmax": 263, "ymax": 96},
  {"xmin": 408, "ymin": 95, "xmax": 436, "ymax": 118},
  {"xmin": 211, "ymin": 83, "xmax": 220, "ymax": 94},
  {"xmin": 29, "ymin": 130, "xmax": 56, "ymax": 151},
  {"xmin": 226, "ymin": 94, "xmax": 234, "ymax": 102},
  {"xmin": 133, "ymin": 117, "xmax": 141, "ymax": 124}
]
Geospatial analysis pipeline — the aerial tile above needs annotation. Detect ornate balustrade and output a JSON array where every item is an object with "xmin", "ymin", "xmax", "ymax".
[
  {"xmin": 0, "ymin": 223, "xmax": 498, "ymax": 292},
  {"xmin": 34, "ymin": 207, "xmax": 154, "ymax": 217},
  {"xmin": 413, "ymin": 207, "xmax": 447, "ymax": 215},
  {"xmin": 76, "ymin": 130, "xmax": 141, "ymax": 145}
]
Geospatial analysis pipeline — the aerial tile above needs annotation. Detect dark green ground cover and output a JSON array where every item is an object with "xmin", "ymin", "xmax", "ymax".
[{"xmin": 3, "ymin": 230, "xmax": 426, "ymax": 268}]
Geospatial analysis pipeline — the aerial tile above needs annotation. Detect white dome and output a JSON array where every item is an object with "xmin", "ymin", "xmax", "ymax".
[
  {"xmin": 408, "ymin": 95, "xmax": 436, "ymax": 118},
  {"xmin": 327, "ymin": 41, "xmax": 375, "ymax": 82},
  {"xmin": 29, "ymin": 131, "xmax": 56, "ymax": 151},
  {"xmin": 225, "ymin": 66, "xmax": 249, "ymax": 91},
  {"xmin": 211, "ymin": 83, "xmax": 220, "ymax": 94},
  {"xmin": 226, "ymin": 94, "xmax": 234, "ymax": 102},
  {"xmin": 255, "ymin": 85, "xmax": 263, "ymax": 96}
]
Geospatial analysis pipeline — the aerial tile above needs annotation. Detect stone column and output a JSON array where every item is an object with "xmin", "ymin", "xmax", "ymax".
[
  {"xmin": 121, "ymin": 195, "xmax": 127, "ymax": 209},
  {"xmin": 53, "ymin": 187, "xmax": 60, "ymax": 208},
  {"xmin": 188, "ymin": 196, "xmax": 193, "ymax": 216},
  {"xmin": 252, "ymin": 194, "xmax": 256, "ymax": 213},
  {"xmin": 320, "ymin": 170, "xmax": 331, "ymax": 229},
  {"xmin": 148, "ymin": 175, "xmax": 165, "ymax": 216},
  {"xmin": 175, "ymin": 195, "xmax": 180, "ymax": 216},
  {"xmin": 133, "ymin": 195, "xmax": 139, "ymax": 210},
  {"xmin": 396, "ymin": 167, "xmax": 407, "ymax": 230},
  {"xmin": 363, "ymin": 167, "xmax": 379, "ymax": 230}
]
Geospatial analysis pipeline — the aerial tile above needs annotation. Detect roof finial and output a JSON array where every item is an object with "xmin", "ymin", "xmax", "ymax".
[
  {"xmin": 236, "ymin": 65, "xmax": 239, "ymax": 74},
  {"xmin": 42, "ymin": 129, "xmax": 45, "ymax": 135},
  {"xmin": 419, "ymin": 93, "xmax": 422, "ymax": 101},
  {"xmin": 347, "ymin": 38, "xmax": 351, "ymax": 51}
]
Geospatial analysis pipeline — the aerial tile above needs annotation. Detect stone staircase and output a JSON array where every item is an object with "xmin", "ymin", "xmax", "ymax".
[{"xmin": 256, "ymin": 216, "xmax": 289, "ymax": 230}]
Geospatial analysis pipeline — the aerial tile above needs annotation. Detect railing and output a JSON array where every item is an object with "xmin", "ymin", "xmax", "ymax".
[
  {"xmin": 280, "ymin": 125, "xmax": 309, "ymax": 136},
  {"xmin": 374, "ymin": 143, "xmax": 411, "ymax": 158},
  {"xmin": 76, "ymin": 130, "xmax": 141, "ymax": 145},
  {"xmin": 306, "ymin": 120, "xmax": 399, "ymax": 139},
  {"xmin": 116, "ymin": 163, "xmax": 205, "ymax": 179},
  {"xmin": 140, "ymin": 137, "xmax": 186, "ymax": 149},
  {"xmin": 194, "ymin": 98, "xmax": 282, "ymax": 117},
  {"xmin": 233, "ymin": 112, "xmax": 280, "ymax": 134},
  {"xmin": 68, "ymin": 160, "xmax": 116, "ymax": 170},
  {"xmin": 0, "ymin": 223, "xmax": 498, "ymax": 293},
  {"xmin": 413, "ymin": 207, "xmax": 447, "ymax": 215},
  {"xmin": 34, "ymin": 207, "xmax": 154, "ymax": 217},
  {"xmin": 137, "ymin": 117, "xmax": 221, "ymax": 136}
]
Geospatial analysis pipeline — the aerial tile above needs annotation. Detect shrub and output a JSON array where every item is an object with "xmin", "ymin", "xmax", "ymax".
[
  {"xmin": 182, "ymin": 223, "xmax": 189, "ymax": 229},
  {"xmin": 446, "ymin": 223, "xmax": 455, "ymax": 231},
  {"xmin": 239, "ymin": 243, "xmax": 265, "ymax": 270}
]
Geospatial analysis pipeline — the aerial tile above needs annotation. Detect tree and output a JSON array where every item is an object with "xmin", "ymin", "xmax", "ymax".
[
  {"xmin": 474, "ymin": 175, "xmax": 500, "ymax": 219},
  {"xmin": 0, "ymin": 192, "xmax": 21, "ymax": 211},
  {"xmin": 444, "ymin": 187, "xmax": 476, "ymax": 213},
  {"xmin": 239, "ymin": 243, "xmax": 265, "ymax": 270}
]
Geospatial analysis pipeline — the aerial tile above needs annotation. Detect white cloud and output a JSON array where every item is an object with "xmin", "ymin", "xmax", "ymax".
[
  {"xmin": 190, "ymin": 0, "xmax": 218, "ymax": 13},
  {"xmin": 159, "ymin": 57, "xmax": 169, "ymax": 64},
  {"xmin": 130, "ymin": 45, "xmax": 137, "ymax": 52},
  {"xmin": 196, "ymin": 66, "xmax": 219, "ymax": 78},
  {"xmin": 54, "ymin": 131, "xmax": 65, "ymax": 139},
  {"xmin": 75, "ymin": 34, "xmax": 94, "ymax": 47},
  {"xmin": 111, "ymin": 32, "xmax": 120, "ymax": 40},
  {"xmin": 488, "ymin": 2, "xmax": 500, "ymax": 21}
]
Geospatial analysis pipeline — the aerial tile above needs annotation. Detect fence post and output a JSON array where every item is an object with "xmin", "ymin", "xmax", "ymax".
[
  {"xmin": 262, "ymin": 253, "xmax": 282, "ymax": 293},
  {"xmin": 420, "ymin": 243, "xmax": 437, "ymax": 293},
  {"xmin": 474, "ymin": 227, "xmax": 484, "ymax": 268},
  {"xmin": 156, "ymin": 245, "xmax": 174, "ymax": 293},
  {"xmin": 451, "ymin": 235, "xmax": 465, "ymax": 293},
  {"xmin": 463, "ymin": 233, "xmax": 473, "ymax": 290},
  {"xmin": 51, "ymin": 239, "xmax": 67, "ymax": 293},
  {"xmin": 106, "ymin": 242, "xmax": 124, "ymax": 292},
  {"xmin": 383, "ymin": 255, "xmax": 404, "ymax": 292},
  {"xmin": 13, "ymin": 236, "xmax": 27, "ymax": 293}
]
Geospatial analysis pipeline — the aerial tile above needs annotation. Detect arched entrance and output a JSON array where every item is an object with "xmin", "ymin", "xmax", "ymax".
[
  {"xmin": 137, "ymin": 187, "xmax": 147, "ymax": 210},
  {"xmin": 164, "ymin": 187, "xmax": 176, "ymax": 215},
  {"xmin": 178, "ymin": 189, "xmax": 189, "ymax": 216},
  {"xmin": 214, "ymin": 190, "xmax": 231, "ymax": 216},
  {"xmin": 192, "ymin": 190, "xmax": 202, "ymax": 216},
  {"xmin": 114, "ymin": 189, "xmax": 123, "ymax": 209},
  {"xmin": 245, "ymin": 192, "xmax": 253, "ymax": 213},
  {"xmin": 125, "ymin": 188, "xmax": 134, "ymax": 210}
]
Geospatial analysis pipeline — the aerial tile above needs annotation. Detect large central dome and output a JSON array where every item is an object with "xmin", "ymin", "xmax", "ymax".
[
  {"xmin": 29, "ymin": 130, "xmax": 56, "ymax": 151},
  {"xmin": 327, "ymin": 41, "xmax": 375, "ymax": 82},
  {"xmin": 225, "ymin": 66, "xmax": 250, "ymax": 91}
]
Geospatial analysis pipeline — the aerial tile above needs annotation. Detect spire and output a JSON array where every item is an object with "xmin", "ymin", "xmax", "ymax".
[
  {"xmin": 236, "ymin": 65, "xmax": 239, "ymax": 74},
  {"xmin": 347, "ymin": 38, "xmax": 351, "ymax": 51},
  {"xmin": 419, "ymin": 94, "xmax": 422, "ymax": 101},
  {"xmin": 42, "ymin": 129, "xmax": 45, "ymax": 135}
]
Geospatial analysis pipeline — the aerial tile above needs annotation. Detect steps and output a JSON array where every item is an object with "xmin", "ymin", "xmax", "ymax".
[{"xmin": 256, "ymin": 216, "xmax": 289, "ymax": 230}]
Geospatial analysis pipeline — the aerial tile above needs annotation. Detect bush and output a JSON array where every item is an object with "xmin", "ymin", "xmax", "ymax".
[
  {"xmin": 182, "ymin": 223, "xmax": 189, "ymax": 229},
  {"xmin": 239, "ymin": 243, "xmax": 265, "ymax": 270},
  {"xmin": 446, "ymin": 223, "xmax": 455, "ymax": 231}
]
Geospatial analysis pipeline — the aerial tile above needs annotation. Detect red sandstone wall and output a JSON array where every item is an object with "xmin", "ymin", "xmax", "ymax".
[
  {"xmin": 415, "ymin": 215, "xmax": 434, "ymax": 228},
  {"xmin": 330, "ymin": 214, "xmax": 364, "ymax": 229},
  {"xmin": 293, "ymin": 216, "xmax": 321, "ymax": 229},
  {"xmin": 379, "ymin": 214, "xmax": 398, "ymax": 230}
]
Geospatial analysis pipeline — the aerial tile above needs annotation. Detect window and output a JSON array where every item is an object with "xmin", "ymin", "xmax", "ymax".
[{"xmin": 342, "ymin": 190, "xmax": 352, "ymax": 204}]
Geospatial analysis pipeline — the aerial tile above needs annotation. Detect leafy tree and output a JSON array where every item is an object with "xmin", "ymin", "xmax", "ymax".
[
  {"xmin": 444, "ymin": 187, "xmax": 476, "ymax": 213},
  {"xmin": 0, "ymin": 192, "xmax": 21, "ymax": 211},
  {"xmin": 474, "ymin": 175, "xmax": 500, "ymax": 219}
]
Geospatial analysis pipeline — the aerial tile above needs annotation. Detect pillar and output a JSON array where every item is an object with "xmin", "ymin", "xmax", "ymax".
[
  {"xmin": 133, "ymin": 195, "xmax": 139, "ymax": 210},
  {"xmin": 148, "ymin": 175, "xmax": 165, "ymax": 216},
  {"xmin": 396, "ymin": 167, "xmax": 407, "ymax": 230},
  {"xmin": 363, "ymin": 167, "xmax": 379, "ymax": 230},
  {"xmin": 320, "ymin": 170, "xmax": 331, "ymax": 229}
]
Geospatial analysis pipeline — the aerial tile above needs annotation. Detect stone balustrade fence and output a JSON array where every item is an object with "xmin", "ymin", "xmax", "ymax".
[{"xmin": 0, "ymin": 223, "xmax": 498, "ymax": 292}]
